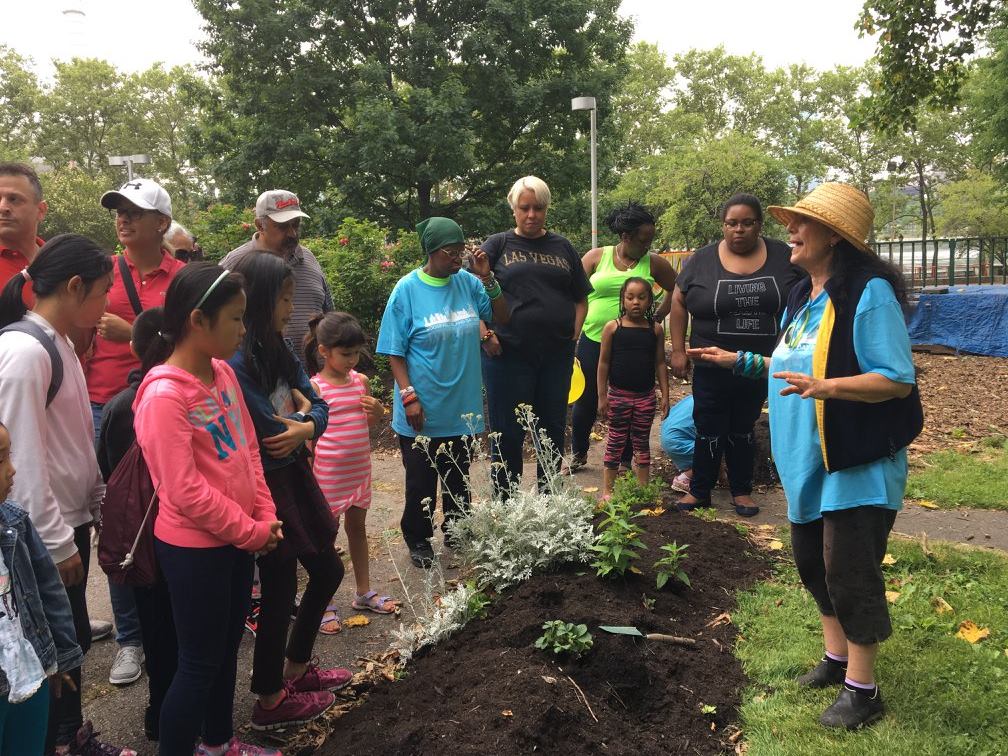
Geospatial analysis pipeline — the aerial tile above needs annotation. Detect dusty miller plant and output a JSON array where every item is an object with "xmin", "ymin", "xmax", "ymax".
[{"xmin": 448, "ymin": 405, "xmax": 595, "ymax": 591}]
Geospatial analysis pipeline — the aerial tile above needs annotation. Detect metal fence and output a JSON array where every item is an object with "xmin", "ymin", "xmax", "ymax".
[{"xmin": 873, "ymin": 237, "xmax": 1008, "ymax": 291}]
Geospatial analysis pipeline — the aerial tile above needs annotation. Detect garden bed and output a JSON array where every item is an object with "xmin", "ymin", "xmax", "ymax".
[{"xmin": 318, "ymin": 512, "xmax": 770, "ymax": 755}]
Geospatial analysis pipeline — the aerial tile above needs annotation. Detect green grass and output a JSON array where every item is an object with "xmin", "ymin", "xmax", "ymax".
[
  {"xmin": 906, "ymin": 439, "xmax": 1008, "ymax": 509},
  {"xmin": 734, "ymin": 533, "xmax": 1008, "ymax": 756}
]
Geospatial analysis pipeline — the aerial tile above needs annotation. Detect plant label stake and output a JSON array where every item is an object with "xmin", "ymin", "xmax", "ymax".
[{"xmin": 598, "ymin": 626, "xmax": 696, "ymax": 647}]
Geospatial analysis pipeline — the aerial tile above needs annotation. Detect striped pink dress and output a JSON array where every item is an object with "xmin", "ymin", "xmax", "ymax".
[{"xmin": 312, "ymin": 370, "xmax": 372, "ymax": 514}]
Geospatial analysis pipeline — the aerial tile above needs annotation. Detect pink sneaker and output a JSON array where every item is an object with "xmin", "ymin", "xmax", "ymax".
[
  {"xmin": 288, "ymin": 659, "xmax": 352, "ymax": 692},
  {"xmin": 671, "ymin": 471, "xmax": 692, "ymax": 494},
  {"xmin": 194, "ymin": 738, "xmax": 282, "ymax": 755},
  {"xmin": 250, "ymin": 685, "xmax": 335, "ymax": 731}
]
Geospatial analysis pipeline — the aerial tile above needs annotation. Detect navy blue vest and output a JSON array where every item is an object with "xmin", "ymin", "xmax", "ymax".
[{"xmin": 783, "ymin": 271, "xmax": 924, "ymax": 472}]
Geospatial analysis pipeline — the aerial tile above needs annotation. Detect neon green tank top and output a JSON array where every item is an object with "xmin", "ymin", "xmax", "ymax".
[{"xmin": 583, "ymin": 246, "xmax": 655, "ymax": 342}]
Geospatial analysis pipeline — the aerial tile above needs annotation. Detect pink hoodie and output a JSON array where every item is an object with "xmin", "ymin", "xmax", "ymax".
[{"xmin": 133, "ymin": 359, "xmax": 276, "ymax": 551}]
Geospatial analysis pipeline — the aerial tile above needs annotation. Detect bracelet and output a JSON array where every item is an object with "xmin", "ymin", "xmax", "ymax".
[
  {"xmin": 481, "ymin": 330, "xmax": 494, "ymax": 343},
  {"xmin": 480, "ymin": 272, "xmax": 498, "ymax": 289},
  {"xmin": 485, "ymin": 282, "xmax": 502, "ymax": 299},
  {"xmin": 402, "ymin": 392, "xmax": 418, "ymax": 406},
  {"xmin": 399, "ymin": 385, "xmax": 415, "ymax": 397},
  {"xmin": 733, "ymin": 351, "xmax": 766, "ymax": 379}
]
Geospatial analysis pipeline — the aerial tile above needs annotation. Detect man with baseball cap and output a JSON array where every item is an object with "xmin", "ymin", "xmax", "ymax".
[
  {"xmin": 87, "ymin": 177, "xmax": 185, "ymax": 692},
  {"xmin": 221, "ymin": 189, "xmax": 332, "ymax": 363}
]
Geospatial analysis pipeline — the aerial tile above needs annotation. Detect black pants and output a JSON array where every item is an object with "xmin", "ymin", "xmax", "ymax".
[
  {"xmin": 46, "ymin": 523, "xmax": 91, "ymax": 752},
  {"xmin": 134, "ymin": 575, "xmax": 178, "ymax": 740},
  {"xmin": 689, "ymin": 366, "xmax": 767, "ymax": 500},
  {"xmin": 155, "ymin": 540, "xmax": 253, "ymax": 755},
  {"xmin": 251, "ymin": 544, "xmax": 343, "ymax": 695},
  {"xmin": 570, "ymin": 335, "xmax": 632, "ymax": 465},
  {"xmin": 791, "ymin": 506, "xmax": 898, "ymax": 645},
  {"xmin": 398, "ymin": 434, "xmax": 472, "ymax": 547}
]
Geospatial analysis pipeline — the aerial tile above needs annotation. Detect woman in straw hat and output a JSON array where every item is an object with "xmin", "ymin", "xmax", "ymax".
[{"xmin": 688, "ymin": 182, "xmax": 923, "ymax": 730}]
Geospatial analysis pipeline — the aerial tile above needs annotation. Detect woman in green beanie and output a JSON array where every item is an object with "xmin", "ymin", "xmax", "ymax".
[{"xmin": 376, "ymin": 217, "xmax": 509, "ymax": 568}]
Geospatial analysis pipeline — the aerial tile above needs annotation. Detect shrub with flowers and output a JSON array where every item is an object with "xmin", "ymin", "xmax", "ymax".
[{"xmin": 309, "ymin": 217, "xmax": 423, "ymax": 340}]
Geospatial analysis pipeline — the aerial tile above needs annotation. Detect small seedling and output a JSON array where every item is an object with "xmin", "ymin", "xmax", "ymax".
[
  {"xmin": 534, "ymin": 620, "xmax": 594, "ymax": 657},
  {"xmin": 691, "ymin": 507, "xmax": 717, "ymax": 522},
  {"xmin": 654, "ymin": 541, "xmax": 691, "ymax": 589},
  {"xmin": 950, "ymin": 427, "xmax": 967, "ymax": 439},
  {"xmin": 700, "ymin": 703, "xmax": 717, "ymax": 716},
  {"xmin": 734, "ymin": 523, "xmax": 751, "ymax": 536},
  {"xmin": 641, "ymin": 594, "xmax": 656, "ymax": 611},
  {"xmin": 463, "ymin": 580, "xmax": 491, "ymax": 621}
]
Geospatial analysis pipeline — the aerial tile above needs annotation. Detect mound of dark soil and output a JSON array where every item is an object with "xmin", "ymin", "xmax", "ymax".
[{"xmin": 318, "ymin": 513, "xmax": 770, "ymax": 756}]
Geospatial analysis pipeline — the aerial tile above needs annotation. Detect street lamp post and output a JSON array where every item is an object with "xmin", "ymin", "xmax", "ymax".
[
  {"xmin": 571, "ymin": 96, "xmax": 598, "ymax": 249},
  {"xmin": 107, "ymin": 154, "xmax": 150, "ymax": 181}
]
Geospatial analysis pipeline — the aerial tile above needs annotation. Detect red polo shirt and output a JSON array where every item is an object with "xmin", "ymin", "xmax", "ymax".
[
  {"xmin": 0, "ymin": 236, "xmax": 45, "ymax": 308},
  {"xmin": 84, "ymin": 248, "xmax": 186, "ymax": 404}
]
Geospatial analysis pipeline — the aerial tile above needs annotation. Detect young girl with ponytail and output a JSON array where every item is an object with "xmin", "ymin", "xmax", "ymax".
[
  {"xmin": 0, "ymin": 234, "xmax": 136, "ymax": 755},
  {"xmin": 132, "ymin": 262, "xmax": 282, "ymax": 756}
]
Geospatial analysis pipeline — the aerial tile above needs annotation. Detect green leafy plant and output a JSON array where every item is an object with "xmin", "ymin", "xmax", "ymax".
[
  {"xmin": 591, "ymin": 495, "xmax": 647, "ymax": 578},
  {"xmin": 700, "ymin": 703, "xmax": 717, "ymax": 716},
  {"xmin": 734, "ymin": 523, "xmax": 751, "ymax": 536},
  {"xmin": 611, "ymin": 471, "xmax": 661, "ymax": 508},
  {"xmin": 654, "ymin": 542, "xmax": 691, "ymax": 589},
  {"xmin": 463, "ymin": 581, "xmax": 491, "ymax": 621},
  {"xmin": 690, "ymin": 506, "xmax": 717, "ymax": 522},
  {"xmin": 534, "ymin": 620, "xmax": 594, "ymax": 657}
]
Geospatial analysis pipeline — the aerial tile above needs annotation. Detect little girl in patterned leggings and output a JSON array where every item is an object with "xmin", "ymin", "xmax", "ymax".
[
  {"xmin": 597, "ymin": 277, "xmax": 670, "ymax": 499},
  {"xmin": 305, "ymin": 313, "xmax": 396, "ymax": 631}
]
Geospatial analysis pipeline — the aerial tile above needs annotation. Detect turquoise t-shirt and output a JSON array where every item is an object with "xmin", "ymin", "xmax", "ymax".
[
  {"xmin": 377, "ymin": 269, "xmax": 492, "ymax": 438},
  {"xmin": 768, "ymin": 278, "xmax": 916, "ymax": 524}
]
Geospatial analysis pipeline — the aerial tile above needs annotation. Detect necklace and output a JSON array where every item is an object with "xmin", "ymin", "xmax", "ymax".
[{"xmin": 613, "ymin": 245, "xmax": 637, "ymax": 271}]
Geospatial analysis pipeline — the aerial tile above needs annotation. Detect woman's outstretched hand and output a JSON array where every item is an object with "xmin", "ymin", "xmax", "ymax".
[
  {"xmin": 685, "ymin": 346, "xmax": 736, "ymax": 370},
  {"xmin": 773, "ymin": 371, "xmax": 833, "ymax": 400}
]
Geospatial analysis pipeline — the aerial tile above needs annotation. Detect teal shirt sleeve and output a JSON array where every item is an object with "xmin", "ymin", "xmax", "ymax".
[
  {"xmin": 376, "ymin": 279, "xmax": 409, "ymax": 358},
  {"xmin": 853, "ymin": 278, "xmax": 915, "ymax": 384}
]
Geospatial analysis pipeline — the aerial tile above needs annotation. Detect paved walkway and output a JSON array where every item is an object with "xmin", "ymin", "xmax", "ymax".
[{"xmin": 80, "ymin": 429, "xmax": 1008, "ymax": 752}]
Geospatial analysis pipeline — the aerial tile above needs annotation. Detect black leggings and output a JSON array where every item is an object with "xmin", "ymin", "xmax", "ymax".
[
  {"xmin": 134, "ymin": 575, "xmax": 178, "ymax": 739},
  {"xmin": 689, "ymin": 366, "xmax": 767, "ymax": 499},
  {"xmin": 791, "ymin": 506, "xmax": 897, "ymax": 645},
  {"xmin": 398, "ymin": 434, "xmax": 472, "ymax": 547},
  {"xmin": 251, "ymin": 544, "xmax": 343, "ymax": 694}
]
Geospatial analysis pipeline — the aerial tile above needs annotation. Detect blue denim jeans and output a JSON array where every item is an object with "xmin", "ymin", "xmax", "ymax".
[
  {"xmin": 482, "ymin": 340, "xmax": 575, "ymax": 495},
  {"xmin": 91, "ymin": 401, "xmax": 143, "ymax": 648}
]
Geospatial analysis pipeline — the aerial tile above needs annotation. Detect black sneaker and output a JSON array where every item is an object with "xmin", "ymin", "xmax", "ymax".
[
  {"xmin": 819, "ymin": 685, "xmax": 885, "ymax": 730},
  {"xmin": 408, "ymin": 541, "xmax": 435, "ymax": 569},
  {"xmin": 796, "ymin": 657, "xmax": 847, "ymax": 688}
]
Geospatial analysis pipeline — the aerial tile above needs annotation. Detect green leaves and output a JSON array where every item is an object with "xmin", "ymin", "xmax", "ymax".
[
  {"xmin": 590, "ymin": 478, "xmax": 649, "ymax": 579},
  {"xmin": 534, "ymin": 620, "xmax": 594, "ymax": 657},
  {"xmin": 654, "ymin": 541, "xmax": 691, "ymax": 590}
]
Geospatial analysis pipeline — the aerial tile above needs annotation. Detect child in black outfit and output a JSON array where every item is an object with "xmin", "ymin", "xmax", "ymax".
[
  {"xmin": 597, "ymin": 277, "xmax": 670, "ymax": 499},
  {"xmin": 97, "ymin": 307, "xmax": 178, "ymax": 743}
]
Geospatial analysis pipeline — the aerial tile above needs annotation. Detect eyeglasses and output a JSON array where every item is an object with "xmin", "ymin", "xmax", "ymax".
[
  {"xmin": 114, "ymin": 207, "xmax": 155, "ymax": 222},
  {"xmin": 440, "ymin": 247, "xmax": 465, "ymax": 260},
  {"xmin": 723, "ymin": 219, "xmax": 760, "ymax": 229}
]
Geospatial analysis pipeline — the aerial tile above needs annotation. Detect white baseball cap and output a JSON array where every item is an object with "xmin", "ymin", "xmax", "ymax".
[
  {"xmin": 255, "ymin": 190, "xmax": 310, "ymax": 223},
  {"xmin": 101, "ymin": 178, "xmax": 173, "ymax": 218}
]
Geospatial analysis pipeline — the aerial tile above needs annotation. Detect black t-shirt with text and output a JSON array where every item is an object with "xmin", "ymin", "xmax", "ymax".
[
  {"xmin": 677, "ymin": 238, "xmax": 805, "ymax": 356},
  {"xmin": 482, "ymin": 230, "xmax": 593, "ymax": 354}
]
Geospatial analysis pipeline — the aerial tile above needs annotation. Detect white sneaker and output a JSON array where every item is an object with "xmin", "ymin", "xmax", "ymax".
[{"xmin": 109, "ymin": 645, "xmax": 145, "ymax": 685}]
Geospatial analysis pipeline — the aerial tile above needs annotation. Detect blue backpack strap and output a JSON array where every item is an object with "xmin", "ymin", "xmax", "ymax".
[{"xmin": 0, "ymin": 321, "xmax": 64, "ymax": 408}]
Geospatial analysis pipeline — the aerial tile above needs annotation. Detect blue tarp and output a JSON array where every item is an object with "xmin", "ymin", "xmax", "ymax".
[{"xmin": 907, "ymin": 284, "xmax": 1008, "ymax": 357}]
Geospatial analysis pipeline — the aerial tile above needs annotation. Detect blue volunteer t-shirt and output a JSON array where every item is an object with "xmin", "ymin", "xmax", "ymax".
[
  {"xmin": 377, "ymin": 269, "xmax": 492, "ymax": 438},
  {"xmin": 768, "ymin": 278, "xmax": 916, "ymax": 524}
]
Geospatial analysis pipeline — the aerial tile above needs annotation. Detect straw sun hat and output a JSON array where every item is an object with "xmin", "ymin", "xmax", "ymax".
[{"xmin": 767, "ymin": 182, "xmax": 875, "ymax": 253}]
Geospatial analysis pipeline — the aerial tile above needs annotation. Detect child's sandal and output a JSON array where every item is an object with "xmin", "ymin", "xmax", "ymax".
[
  {"xmin": 319, "ymin": 603, "xmax": 342, "ymax": 635},
  {"xmin": 351, "ymin": 590, "xmax": 397, "ymax": 615}
]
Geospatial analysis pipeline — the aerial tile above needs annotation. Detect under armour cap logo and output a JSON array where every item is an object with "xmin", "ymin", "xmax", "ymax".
[
  {"xmin": 124, "ymin": 181, "xmax": 143, "ymax": 190},
  {"xmin": 275, "ymin": 197, "xmax": 299, "ymax": 209}
]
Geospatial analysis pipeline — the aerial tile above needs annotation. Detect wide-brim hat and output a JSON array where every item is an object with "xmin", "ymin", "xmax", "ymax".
[{"xmin": 767, "ymin": 183, "xmax": 874, "ymax": 253}]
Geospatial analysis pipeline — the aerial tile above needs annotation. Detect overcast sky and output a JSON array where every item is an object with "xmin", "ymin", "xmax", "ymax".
[{"xmin": 2, "ymin": 0, "xmax": 878, "ymax": 79}]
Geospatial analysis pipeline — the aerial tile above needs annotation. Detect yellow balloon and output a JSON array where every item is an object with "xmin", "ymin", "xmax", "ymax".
[{"xmin": 568, "ymin": 358, "xmax": 585, "ymax": 404}]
